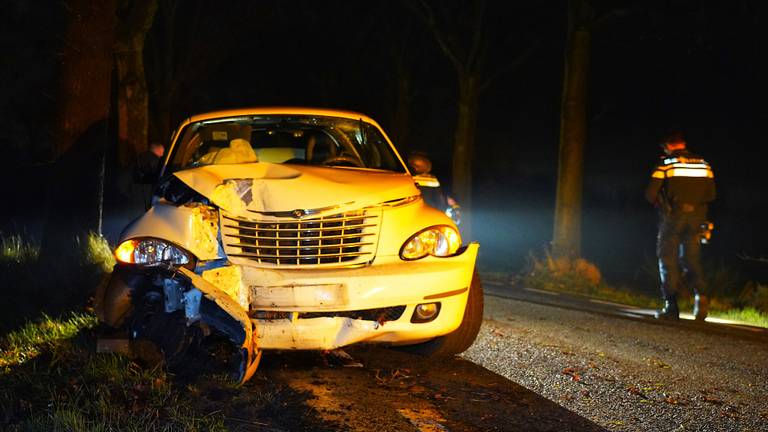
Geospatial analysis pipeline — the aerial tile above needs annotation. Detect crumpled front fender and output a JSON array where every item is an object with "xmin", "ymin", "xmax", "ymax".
[
  {"xmin": 178, "ymin": 267, "xmax": 261, "ymax": 383},
  {"xmin": 96, "ymin": 265, "xmax": 261, "ymax": 384},
  {"xmin": 120, "ymin": 202, "xmax": 222, "ymax": 261}
]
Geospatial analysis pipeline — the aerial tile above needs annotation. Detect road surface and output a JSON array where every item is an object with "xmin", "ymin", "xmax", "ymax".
[{"xmin": 190, "ymin": 280, "xmax": 767, "ymax": 431}]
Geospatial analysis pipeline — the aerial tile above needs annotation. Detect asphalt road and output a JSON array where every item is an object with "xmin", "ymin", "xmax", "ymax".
[
  {"xmin": 465, "ymin": 282, "xmax": 768, "ymax": 431},
  {"xmin": 482, "ymin": 282, "xmax": 768, "ymax": 343},
  {"xmin": 253, "ymin": 347, "xmax": 605, "ymax": 431},
  {"xmin": 225, "ymin": 280, "xmax": 768, "ymax": 432}
]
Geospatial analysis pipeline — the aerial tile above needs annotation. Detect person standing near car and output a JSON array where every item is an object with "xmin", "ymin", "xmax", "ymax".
[
  {"xmin": 645, "ymin": 132, "xmax": 716, "ymax": 320},
  {"xmin": 407, "ymin": 151, "xmax": 462, "ymax": 226}
]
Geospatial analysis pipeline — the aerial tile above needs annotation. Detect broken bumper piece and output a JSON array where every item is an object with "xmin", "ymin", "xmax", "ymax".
[{"xmin": 177, "ymin": 267, "xmax": 262, "ymax": 383}]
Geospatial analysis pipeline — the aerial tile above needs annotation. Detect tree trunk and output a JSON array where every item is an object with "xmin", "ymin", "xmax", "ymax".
[
  {"xmin": 391, "ymin": 59, "xmax": 411, "ymax": 147},
  {"xmin": 55, "ymin": 0, "xmax": 117, "ymax": 155},
  {"xmin": 552, "ymin": 0, "xmax": 592, "ymax": 258},
  {"xmin": 453, "ymin": 74, "xmax": 479, "ymax": 240},
  {"xmin": 39, "ymin": 0, "xmax": 116, "ymax": 308},
  {"xmin": 115, "ymin": 0, "xmax": 158, "ymax": 166}
]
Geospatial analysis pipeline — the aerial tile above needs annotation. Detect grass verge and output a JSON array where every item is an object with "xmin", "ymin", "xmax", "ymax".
[
  {"xmin": 1, "ymin": 234, "xmax": 330, "ymax": 431},
  {"xmin": 0, "ymin": 232, "xmax": 114, "ymax": 332},
  {"xmin": 0, "ymin": 313, "xmax": 230, "ymax": 431},
  {"xmin": 512, "ymin": 252, "xmax": 768, "ymax": 328},
  {"xmin": 0, "ymin": 312, "xmax": 330, "ymax": 430}
]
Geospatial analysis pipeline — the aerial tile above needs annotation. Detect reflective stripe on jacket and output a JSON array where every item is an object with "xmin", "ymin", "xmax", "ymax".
[{"xmin": 645, "ymin": 150, "xmax": 716, "ymax": 209}]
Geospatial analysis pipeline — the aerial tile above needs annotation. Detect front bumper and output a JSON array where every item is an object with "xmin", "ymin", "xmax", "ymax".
[{"xmin": 212, "ymin": 243, "xmax": 479, "ymax": 350}]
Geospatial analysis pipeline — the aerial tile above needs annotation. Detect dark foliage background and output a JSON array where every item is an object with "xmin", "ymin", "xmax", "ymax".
[{"xmin": 1, "ymin": 0, "xmax": 766, "ymax": 289}]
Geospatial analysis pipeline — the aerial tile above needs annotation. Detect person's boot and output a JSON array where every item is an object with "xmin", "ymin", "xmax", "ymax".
[
  {"xmin": 655, "ymin": 297, "xmax": 679, "ymax": 320},
  {"xmin": 693, "ymin": 294, "xmax": 709, "ymax": 321}
]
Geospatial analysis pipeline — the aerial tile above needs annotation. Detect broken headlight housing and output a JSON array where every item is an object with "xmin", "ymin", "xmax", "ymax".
[
  {"xmin": 400, "ymin": 225, "xmax": 461, "ymax": 260},
  {"xmin": 115, "ymin": 238, "xmax": 193, "ymax": 267}
]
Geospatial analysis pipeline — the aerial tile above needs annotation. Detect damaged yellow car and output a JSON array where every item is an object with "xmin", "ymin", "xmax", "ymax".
[{"xmin": 96, "ymin": 107, "xmax": 482, "ymax": 383}]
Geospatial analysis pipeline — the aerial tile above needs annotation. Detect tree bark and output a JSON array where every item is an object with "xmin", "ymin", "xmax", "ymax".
[
  {"xmin": 453, "ymin": 74, "xmax": 479, "ymax": 239},
  {"xmin": 55, "ymin": 0, "xmax": 117, "ymax": 155},
  {"xmin": 552, "ymin": 0, "xmax": 592, "ymax": 258},
  {"xmin": 115, "ymin": 0, "xmax": 158, "ymax": 166},
  {"xmin": 39, "ymin": 0, "xmax": 117, "ymax": 307},
  {"xmin": 391, "ymin": 58, "xmax": 412, "ymax": 147}
]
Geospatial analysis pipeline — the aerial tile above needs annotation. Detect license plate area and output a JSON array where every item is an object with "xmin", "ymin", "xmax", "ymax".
[{"xmin": 249, "ymin": 284, "xmax": 348, "ymax": 309}]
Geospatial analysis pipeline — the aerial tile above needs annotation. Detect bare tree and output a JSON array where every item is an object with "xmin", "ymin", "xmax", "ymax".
[
  {"xmin": 147, "ymin": 0, "xmax": 261, "ymax": 142},
  {"xmin": 40, "ymin": 0, "xmax": 117, "ymax": 293},
  {"xmin": 406, "ymin": 0, "xmax": 533, "ymax": 238},
  {"xmin": 115, "ymin": 0, "xmax": 159, "ymax": 166},
  {"xmin": 552, "ymin": 0, "xmax": 593, "ymax": 259},
  {"xmin": 54, "ymin": 0, "xmax": 117, "ymax": 155}
]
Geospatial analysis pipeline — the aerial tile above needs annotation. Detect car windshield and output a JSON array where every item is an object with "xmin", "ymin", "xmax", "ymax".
[{"xmin": 167, "ymin": 114, "xmax": 406, "ymax": 173}]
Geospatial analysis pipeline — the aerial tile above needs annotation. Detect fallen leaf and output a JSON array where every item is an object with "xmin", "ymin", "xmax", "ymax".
[
  {"xmin": 703, "ymin": 395, "xmax": 723, "ymax": 405},
  {"xmin": 491, "ymin": 328, "xmax": 507, "ymax": 337},
  {"xmin": 561, "ymin": 367, "xmax": 582, "ymax": 382},
  {"xmin": 664, "ymin": 395, "xmax": 687, "ymax": 406}
]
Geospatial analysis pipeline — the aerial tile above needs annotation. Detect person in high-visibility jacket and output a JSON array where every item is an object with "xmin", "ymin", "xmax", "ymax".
[{"xmin": 645, "ymin": 132, "xmax": 716, "ymax": 320}]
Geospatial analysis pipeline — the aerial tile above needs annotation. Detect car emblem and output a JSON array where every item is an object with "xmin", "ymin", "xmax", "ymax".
[{"xmin": 292, "ymin": 209, "xmax": 306, "ymax": 218}]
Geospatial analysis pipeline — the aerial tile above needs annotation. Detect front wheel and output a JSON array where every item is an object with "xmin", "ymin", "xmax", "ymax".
[{"xmin": 399, "ymin": 271, "xmax": 484, "ymax": 356}]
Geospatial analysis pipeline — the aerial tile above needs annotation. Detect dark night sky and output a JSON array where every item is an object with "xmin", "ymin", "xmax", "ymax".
[{"xmin": 1, "ymin": 0, "xmax": 767, "ymax": 285}]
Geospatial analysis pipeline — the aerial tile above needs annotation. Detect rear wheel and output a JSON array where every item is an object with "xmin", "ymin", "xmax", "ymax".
[{"xmin": 399, "ymin": 271, "xmax": 484, "ymax": 356}]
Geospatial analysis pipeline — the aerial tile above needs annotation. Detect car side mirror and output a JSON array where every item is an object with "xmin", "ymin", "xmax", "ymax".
[{"xmin": 413, "ymin": 174, "xmax": 440, "ymax": 188}]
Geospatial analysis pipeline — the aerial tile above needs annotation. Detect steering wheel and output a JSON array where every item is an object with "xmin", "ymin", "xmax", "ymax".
[{"xmin": 322, "ymin": 154, "xmax": 364, "ymax": 168}]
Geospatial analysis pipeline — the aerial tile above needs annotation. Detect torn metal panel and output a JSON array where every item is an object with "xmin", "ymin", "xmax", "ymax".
[
  {"xmin": 210, "ymin": 179, "xmax": 251, "ymax": 214},
  {"xmin": 178, "ymin": 267, "xmax": 260, "ymax": 383},
  {"xmin": 202, "ymin": 264, "xmax": 249, "ymax": 309},
  {"xmin": 189, "ymin": 203, "xmax": 220, "ymax": 258}
]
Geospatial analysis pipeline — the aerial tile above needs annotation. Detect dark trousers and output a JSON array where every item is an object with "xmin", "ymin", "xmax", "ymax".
[{"xmin": 657, "ymin": 212, "xmax": 706, "ymax": 300}]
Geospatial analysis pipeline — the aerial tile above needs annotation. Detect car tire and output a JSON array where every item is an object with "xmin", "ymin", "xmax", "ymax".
[{"xmin": 399, "ymin": 270, "xmax": 484, "ymax": 357}]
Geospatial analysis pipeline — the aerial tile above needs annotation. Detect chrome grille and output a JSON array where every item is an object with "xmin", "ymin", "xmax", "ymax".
[{"xmin": 222, "ymin": 210, "xmax": 379, "ymax": 266}]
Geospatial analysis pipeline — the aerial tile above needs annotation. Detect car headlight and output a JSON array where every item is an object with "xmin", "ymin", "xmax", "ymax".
[
  {"xmin": 115, "ymin": 238, "xmax": 192, "ymax": 267},
  {"xmin": 400, "ymin": 225, "xmax": 461, "ymax": 260}
]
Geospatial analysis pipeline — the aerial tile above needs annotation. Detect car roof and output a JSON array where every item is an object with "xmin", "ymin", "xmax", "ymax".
[{"xmin": 183, "ymin": 107, "xmax": 380, "ymax": 127}]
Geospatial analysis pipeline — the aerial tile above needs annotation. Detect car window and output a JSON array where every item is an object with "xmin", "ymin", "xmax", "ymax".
[{"xmin": 167, "ymin": 115, "xmax": 406, "ymax": 173}]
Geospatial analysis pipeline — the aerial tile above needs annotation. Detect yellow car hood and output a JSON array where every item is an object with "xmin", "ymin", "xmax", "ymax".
[{"xmin": 173, "ymin": 163, "xmax": 419, "ymax": 216}]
